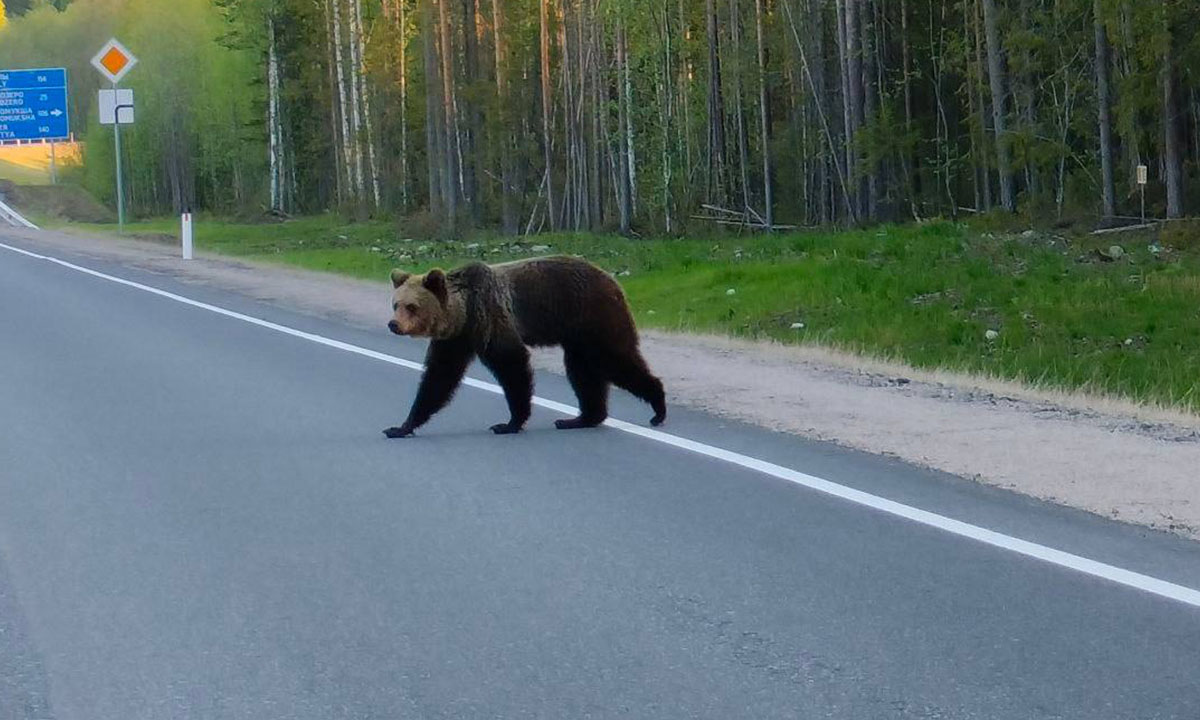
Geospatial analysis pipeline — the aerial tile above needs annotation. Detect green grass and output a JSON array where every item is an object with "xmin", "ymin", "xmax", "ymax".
[
  {"xmin": 76, "ymin": 213, "xmax": 1200, "ymax": 413},
  {"xmin": 0, "ymin": 158, "xmax": 50, "ymax": 185}
]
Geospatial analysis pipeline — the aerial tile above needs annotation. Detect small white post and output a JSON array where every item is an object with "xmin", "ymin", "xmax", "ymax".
[
  {"xmin": 181, "ymin": 211, "xmax": 193, "ymax": 260},
  {"xmin": 1137, "ymin": 164, "xmax": 1148, "ymax": 223}
]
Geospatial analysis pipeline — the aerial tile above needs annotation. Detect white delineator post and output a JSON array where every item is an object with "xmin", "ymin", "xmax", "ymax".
[
  {"xmin": 1136, "ymin": 164, "xmax": 1148, "ymax": 223},
  {"xmin": 181, "ymin": 211, "xmax": 193, "ymax": 260}
]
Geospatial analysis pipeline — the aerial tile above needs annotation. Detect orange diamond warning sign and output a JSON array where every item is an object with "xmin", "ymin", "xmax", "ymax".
[
  {"xmin": 100, "ymin": 48, "xmax": 129, "ymax": 76},
  {"xmin": 91, "ymin": 39, "xmax": 138, "ymax": 84}
]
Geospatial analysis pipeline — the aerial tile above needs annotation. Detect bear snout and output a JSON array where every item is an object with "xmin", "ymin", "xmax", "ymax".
[{"xmin": 388, "ymin": 320, "xmax": 403, "ymax": 335}]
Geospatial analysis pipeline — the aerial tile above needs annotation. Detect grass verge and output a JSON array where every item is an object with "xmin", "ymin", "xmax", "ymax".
[{"xmin": 67, "ymin": 213, "xmax": 1200, "ymax": 413}]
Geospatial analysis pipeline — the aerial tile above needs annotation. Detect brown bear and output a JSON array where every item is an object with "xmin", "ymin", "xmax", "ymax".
[{"xmin": 384, "ymin": 256, "xmax": 666, "ymax": 438}]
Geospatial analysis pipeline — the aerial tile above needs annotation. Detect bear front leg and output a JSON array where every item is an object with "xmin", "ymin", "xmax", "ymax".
[
  {"xmin": 479, "ymin": 335, "xmax": 533, "ymax": 435},
  {"xmin": 385, "ymin": 337, "xmax": 475, "ymax": 438}
]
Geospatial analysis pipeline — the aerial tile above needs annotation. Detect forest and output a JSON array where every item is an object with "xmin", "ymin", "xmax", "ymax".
[{"xmin": 1, "ymin": 0, "xmax": 1198, "ymax": 234}]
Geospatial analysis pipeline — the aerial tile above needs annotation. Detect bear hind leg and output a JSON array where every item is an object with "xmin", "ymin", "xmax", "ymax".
[
  {"xmin": 556, "ymin": 346, "xmax": 609, "ymax": 430},
  {"xmin": 607, "ymin": 349, "xmax": 667, "ymax": 427},
  {"xmin": 480, "ymin": 336, "xmax": 534, "ymax": 435}
]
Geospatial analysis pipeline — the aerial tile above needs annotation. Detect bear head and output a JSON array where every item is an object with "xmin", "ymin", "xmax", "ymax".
[{"xmin": 388, "ymin": 268, "xmax": 455, "ymax": 339}]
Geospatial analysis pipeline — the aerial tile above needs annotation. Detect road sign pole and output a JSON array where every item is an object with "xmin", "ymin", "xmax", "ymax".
[
  {"xmin": 92, "ymin": 40, "xmax": 138, "ymax": 233},
  {"xmin": 114, "ymin": 83, "xmax": 125, "ymax": 233},
  {"xmin": 49, "ymin": 141, "xmax": 58, "ymax": 185}
]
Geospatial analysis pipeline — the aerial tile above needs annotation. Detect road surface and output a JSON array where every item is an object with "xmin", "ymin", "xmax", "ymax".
[{"xmin": 1, "ymin": 229, "xmax": 1199, "ymax": 719}]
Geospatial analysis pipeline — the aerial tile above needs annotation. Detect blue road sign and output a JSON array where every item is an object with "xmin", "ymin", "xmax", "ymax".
[{"xmin": 0, "ymin": 67, "xmax": 70, "ymax": 142}]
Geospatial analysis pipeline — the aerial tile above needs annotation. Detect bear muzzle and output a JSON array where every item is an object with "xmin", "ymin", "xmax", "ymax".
[{"xmin": 388, "ymin": 320, "xmax": 405, "ymax": 335}]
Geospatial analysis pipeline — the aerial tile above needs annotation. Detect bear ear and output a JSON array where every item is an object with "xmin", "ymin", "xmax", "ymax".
[
  {"xmin": 390, "ymin": 269, "xmax": 411, "ymax": 288},
  {"xmin": 423, "ymin": 268, "xmax": 448, "ymax": 305}
]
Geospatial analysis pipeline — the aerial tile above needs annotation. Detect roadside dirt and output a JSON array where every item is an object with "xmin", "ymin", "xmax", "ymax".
[{"xmin": 8, "ymin": 225, "xmax": 1199, "ymax": 539}]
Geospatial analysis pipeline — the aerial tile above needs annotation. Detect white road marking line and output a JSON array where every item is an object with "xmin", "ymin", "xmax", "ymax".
[{"xmin": 4, "ymin": 238, "xmax": 1200, "ymax": 610}]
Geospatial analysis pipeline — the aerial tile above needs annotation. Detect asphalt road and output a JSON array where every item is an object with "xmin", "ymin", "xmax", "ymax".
[{"xmin": 1, "ymin": 230, "xmax": 1199, "ymax": 719}]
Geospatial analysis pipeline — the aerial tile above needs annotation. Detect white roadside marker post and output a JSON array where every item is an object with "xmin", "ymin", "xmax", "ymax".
[
  {"xmin": 181, "ymin": 210, "xmax": 193, "ymax": 260},
  {"xmin": 1136, "ymin": 164, "xmax": 1148, "ymax": 223}
]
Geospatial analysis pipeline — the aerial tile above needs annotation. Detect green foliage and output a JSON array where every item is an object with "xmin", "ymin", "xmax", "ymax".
[{"xmin": 1, "ymin": 0, "xmax": 1197, "ymax": 227}]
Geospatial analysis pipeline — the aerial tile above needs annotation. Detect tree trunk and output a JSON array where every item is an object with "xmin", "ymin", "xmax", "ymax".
[
  {"xmin": 964, "ymin": 0, "xmax": 981, "ymax": 210},
  {"xmin": 330, "ymin": 0, "xmax": 355, "ymax": 201},
  {"xmin": 973, "ymin": 0, "xmax": 992, "ymax": 211},
  {"xmin": 560, "ymin": 0, "xmax": 574, "ymax": 228},
  {"xmin": 753, "ymin": 0, "xmax": 772, "ymax": 228},
  {"xmin": 679, "ymin": 0, "xmax": 694, "ymax": 185},
  {"xmin": 436, "ymin": 0, "xmax": 458, "ymax": 225},
  {"xmin": 705, "ymin": 0, "xmax": 728, "ymax": 204},
  {"xmin": 900, "ymin": 0, "xmax": 917, "ymax": 212},
  {"xmin": 980, "ymin": 0, "xmax": 1014, "ymax": 211},
  {"xmin": 621, "ymin": 20, "xmax": 637, "ymax": 217},
  {"xmin": 1162, "ymin": 15, "xmax": 1182, "ymax": 218},
  {"xmin": 860, "ymin": 0, "xmax": 877, "ymax": 220},
  {"xmin": 1162, "ymin": 66, "xmax": 1183, "ymax": 219},
  {"xmin": 492, "ymin": 0, "xmax": 514, "ymax": 233},
  {"xmin": 845, "ymin": 0, "xmax": 863, "ymax": 218},
  {"xmin": 352, "ymin": 0, "xmax": 382, "ymax": 209},
  {"xmin": 423, "ymin": 0, "xmax": 444, "ymax": 212},
  {"xmin": 540, "ymin": 0, "xmax": 556, "ymax": 230},
  {"xmin": 461, "ymin": 0, "xmax": 480, "ymax": 219},
  {"xmin": 1093, "ymin": 0, "xmax": 1115, "ymax": 219},
  {"xmin": 323, "ymin": 0, "xmax": 345, "ymax": 204},
  {"xmin": 1017, "ymin": 0, "xmax": 1037, "ymax": 201},
  {"xmin": 398, "ymin": 0, "xmax": 410, "ymax": 209},
  {"xmin": 616, "ymin": 20, "xmax": 633, "ymax": 234},
  {"xmin": 590, "ymin": 0, "xmax": 603, "ymax": 229},
  {"xmin": 809, "ymin": 0, "xmax": 831, "ymax": 224},
  {"xmin": 660, "ymin": 0, "xmax": 674, "ymax": 233},
  {"xmin": 836, "ymin": 0, "xmax": 856, "ymax": 218},
  {"xmin": 267, "ymin": 15, "xmax": 283, "ymax": 212},
  {"xmin": 731, "ymin": 0, "xmax": 751, "ymax": 211},
  {"xmin": 344, "ymin": 0, "xmax": 365, "ymax": 198}
]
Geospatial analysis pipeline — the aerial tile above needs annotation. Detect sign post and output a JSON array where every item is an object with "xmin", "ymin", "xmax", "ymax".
[
  {"xmin": 0, "ymin": 68, "xmax": 70, "ymax": 143},
  {"xmin": 115, "ymin": 111, "xmax": 124, "ymax": 231},
  {"xmin": 91, "ymin": 39, "xmax": 138, "ymax": 234},
  {"xmin": 1136, "ymin": 164, "xmax": 1148, "ymax": 223}
]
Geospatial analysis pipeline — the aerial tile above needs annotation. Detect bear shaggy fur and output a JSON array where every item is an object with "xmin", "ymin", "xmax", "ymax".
[{"xmin": 384, "ymin": 256, "xmax": 666, "ymax": 438}]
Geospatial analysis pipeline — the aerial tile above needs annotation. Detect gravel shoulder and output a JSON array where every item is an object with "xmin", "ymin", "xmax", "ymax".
[{"xmin": 9, "ymin": 225, "xmax": 1199, "ymax": 539}]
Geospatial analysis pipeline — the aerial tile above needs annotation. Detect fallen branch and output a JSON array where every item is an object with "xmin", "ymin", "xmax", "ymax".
[
  {"xmin": 1090, "ymin": 223, "xmax": 1156, "ymax": 236},
  {"xmin": 689, "ymin": 215, "xmax": 797, "ymax": 231}
]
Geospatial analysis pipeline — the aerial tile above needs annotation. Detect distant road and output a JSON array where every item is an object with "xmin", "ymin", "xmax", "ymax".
[{"xmin": 2, "ymin": 229, "xmax": 1199, "ymax": 719}]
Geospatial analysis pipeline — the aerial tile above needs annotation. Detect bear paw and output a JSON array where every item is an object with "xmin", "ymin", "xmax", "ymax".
[
  {"xmin": 490, "ymin": 422, "xmax": 523, "ymax": 435},
  {"xmin": 383, "ymin": 425, "xmax": 415, "ymax": 439},
  {"xmin": 554, "ymin": 416, "xmax": 606, "ymax": 430}
]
